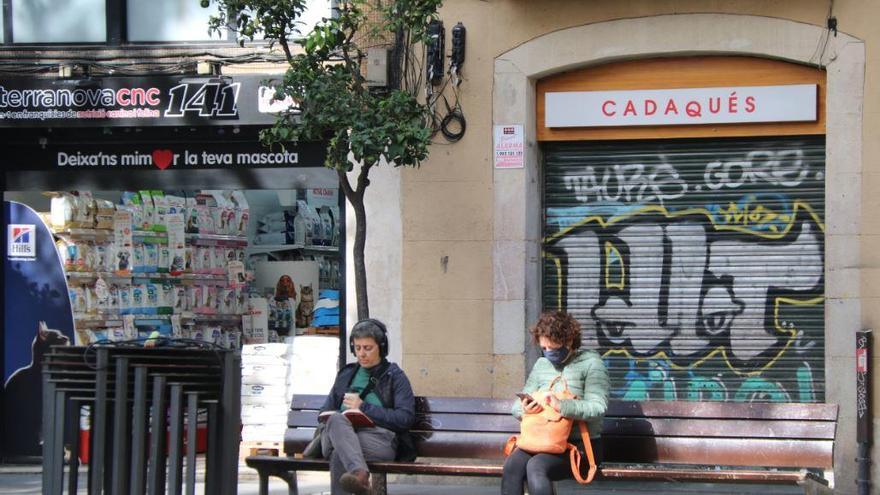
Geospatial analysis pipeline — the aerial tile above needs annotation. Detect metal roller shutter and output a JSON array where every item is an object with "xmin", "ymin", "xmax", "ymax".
[{"xmin": 542, "ymin": 137, "xmax": 825, "ymax": 403}]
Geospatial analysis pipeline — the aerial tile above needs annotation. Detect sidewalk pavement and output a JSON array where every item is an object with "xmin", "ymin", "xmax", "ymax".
[{"xmin": 0, "ymin": 464, "xmax": 810, "ymax": 494}]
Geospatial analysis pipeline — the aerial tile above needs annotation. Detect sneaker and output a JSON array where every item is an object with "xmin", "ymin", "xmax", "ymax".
[{"xmin": 339, "ymin": 468, "xmax": 372, "ymax": 495}]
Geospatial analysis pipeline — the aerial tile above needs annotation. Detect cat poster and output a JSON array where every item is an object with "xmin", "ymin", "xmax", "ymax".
[
  {"xmin": 254, "ymin": 261, "xmax": 319, "ymax": 330},
  {"xmin": 3, "ymin": 201, "xmax": 75, "ymax": 458}
]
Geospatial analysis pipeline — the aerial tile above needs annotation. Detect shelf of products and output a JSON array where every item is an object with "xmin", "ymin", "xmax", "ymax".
[
  {"xmin": 246, "ymin": 244, "xmax": 338, "ymax": 256},
  {"xmin": 51, "ymin": 190, "xmax": 252, "ymax": 349}
]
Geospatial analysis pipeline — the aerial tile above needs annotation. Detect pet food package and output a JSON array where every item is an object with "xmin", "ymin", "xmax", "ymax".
[
  {"xmin": 67, "ymin": 193, "xmax": 87, "ymax": 228},
  {"xmin": 94, "ymin": 277, "xmax": 110, "ymax": 312},
  {"xmin": 230, "ymin": 191, "xmax": 250, "ymax": 236},
  {"xmin": 50, "ymin": 193, "xmax": 76, "ymax": 230},
  {"xmin": 318, "ymin": 206, "xmax": 335, "ymax": 247},
  {"xmin": 120, "ymin": 192, "xmax": 145, "ymax": 230},
  {"xmin": 78, "ymin": 192, "xmax": 96, "ymax": 228},
  {"xmin": 167, "ymin": 213, "xmax": 186, "ymax": 274},
  {"xmin": 119, "ymin": 285, "xmax": 132, "ymax": 313},
  {"xmin": 138, "ymin": 191, "xmax": 155, "ymax": 230},
  {"xmin": 143, "ymin": 244, "xmax": 158, "ymax": 273},
  {"xmin": 247, "ymin": 296, "xmax": 270, "ymax": 344},
  {"xmin": 195, "ymin": 192, "xmax": 217, "ymax": 235},
  {"xmin": 56, "ymin": 238, "xmax": 84, "ymax": 272},
  {"xmin": 212, "ymin": 246, "xmax": 226, "ymax": 275},
  {"xmin": 227, "ymin": 330, "xmax": 242, "ymax": 350},
  {"xmin": 294, "ymin": 200, "xmax": 323, "ymax": 246},
  {"xmin": 94, "ymin": 199, "xmax": 116, "ymax": 230},
  {"xmin": 132, "ymin": 245, "xmax": 146, "ymax": 273},
  {"xmin": 131, "ymin": 284, "xmax": 145, "ymax": 311},
  {"xmin": 112, "ymin": 210, "xmax": 134, "ymax": 274},
  {"xmin": 208, "ymin": 191, "xmax": 235, "ymax": 235},
  {"xmin": 150, "ymin": 191, "xmax": 168, "ymax": 232},
  {"xmin": 185, "ymin": 196, "xmax": 199, "ymax": 234}
]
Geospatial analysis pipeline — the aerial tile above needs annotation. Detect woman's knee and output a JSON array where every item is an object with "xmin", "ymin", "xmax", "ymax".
[
  {"xmin": 325, "ymin": 413, "xmax": 351, "ymax": 429},
  {"xmin": 525, "ymin": 457, "xmax": 552, "ymax": 483}
]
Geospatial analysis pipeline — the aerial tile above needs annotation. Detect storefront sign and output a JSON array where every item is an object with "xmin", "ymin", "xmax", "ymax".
[
  {"xmin": 545, "ymin": 84, "xmax": 817, "ymax": 128},
  {"xmin": 0, "ymin": 75, "xmax": 296, "ymax": 127},
  {"xmin": 494, "ymin": 124, "xmax": 524, "ymax": 168},
  {"xmin": 7, "ymin": 141, "xmax": 327, "ymax": 171}
]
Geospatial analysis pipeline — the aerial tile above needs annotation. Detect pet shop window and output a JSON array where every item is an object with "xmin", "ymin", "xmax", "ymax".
[{"xmin": 3, "ymin": 126, "xmax": 346, "ymax": 375}]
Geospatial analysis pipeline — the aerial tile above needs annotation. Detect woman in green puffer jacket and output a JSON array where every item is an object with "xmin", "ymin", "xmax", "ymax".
[{"xmin": 502, "ymin": 311, "xmax": 610, "ymax": 495}]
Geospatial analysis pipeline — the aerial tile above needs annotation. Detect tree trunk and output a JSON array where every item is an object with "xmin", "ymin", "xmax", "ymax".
[
  {"xmin": 338, "ymin": 168, "xmax": 370, "ymax": 321},
  {"xmin": 351, "ymin": 194, "xmax": 369, "ymax": 320}
]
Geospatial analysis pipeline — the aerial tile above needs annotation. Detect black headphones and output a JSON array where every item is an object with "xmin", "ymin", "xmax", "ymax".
[{"xmin": 349, "ymin": 318, "xmax": 389, "ymax": 358}]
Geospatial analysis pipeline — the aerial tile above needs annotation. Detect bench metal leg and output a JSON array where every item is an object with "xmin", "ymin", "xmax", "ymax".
[
  {"xmin": 255, "ymin": 468, "xmax": 298, "ymax": 495},
  {"xmin": 278, "ymin": 470, "xmax": 298, "ymax": 495},
  {"xmin": 258, "ymin": 471, "xmax": 269, "ymax": 495},
  {"xmin": 800, "ymin": 478, "xmax": 835, "ymax": 495}
]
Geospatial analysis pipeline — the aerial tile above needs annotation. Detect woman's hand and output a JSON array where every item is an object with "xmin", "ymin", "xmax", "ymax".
[
  {"xmin": 343, "ymin": 393, "xmax": 364, "ymax": 410},
  {"xmin": 545, "ymin": 394, "xmax": 561, "ymax": 413},
  {"xmin": 522, "ymin": 397, "xmax": 543, "ymax": 414}
]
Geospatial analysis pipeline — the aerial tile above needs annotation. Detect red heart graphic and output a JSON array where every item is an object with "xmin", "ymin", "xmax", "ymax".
[{"xmin": 152, "ymin": 149, "xmax": 174, "ymax": 170}]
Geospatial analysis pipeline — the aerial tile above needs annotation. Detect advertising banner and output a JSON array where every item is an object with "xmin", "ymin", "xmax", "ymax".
[
  {"xmin": 6, "ymin": 140, "xmax": 328, "ymax": 172},
  {"xmin": 0, "ymin": 74, "xmax": 295, "ymax": 128},
  {"xmin": 3, "ymin": 201, "xmax": 75, "ymax": 457}
]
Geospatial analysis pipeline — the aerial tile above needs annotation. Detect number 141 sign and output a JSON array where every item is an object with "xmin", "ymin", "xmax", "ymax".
[{"xmin": 164, "ymin": 82, "xmax": 240, "ymax": 118}]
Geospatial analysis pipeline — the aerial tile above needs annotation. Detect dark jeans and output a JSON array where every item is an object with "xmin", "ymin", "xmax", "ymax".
[{"xmin": 501, "ymin": 438, "xmax": 603, "ymax": 495}]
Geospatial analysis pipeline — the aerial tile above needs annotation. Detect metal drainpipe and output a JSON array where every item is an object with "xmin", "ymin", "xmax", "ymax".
[{"xmin": 856, "ymin": 330, "xmax": 872, "ymax": 495}]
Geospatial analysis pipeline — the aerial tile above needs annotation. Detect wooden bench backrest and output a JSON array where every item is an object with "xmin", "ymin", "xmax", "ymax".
[{"xmin": 284, "ymin": 395, "xmax": 837, "ymax": 469}]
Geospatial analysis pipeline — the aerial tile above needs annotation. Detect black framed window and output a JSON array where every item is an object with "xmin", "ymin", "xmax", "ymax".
[
  {"xmin": 0, "ymin": 0, "xmax": 335, "ymax": 46},
  {"xmin": 11, "ymin": 0, "xmax": 107, "ymax": 44}
]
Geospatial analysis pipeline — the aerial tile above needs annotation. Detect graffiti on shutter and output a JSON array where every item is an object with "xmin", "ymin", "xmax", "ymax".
[{"xmin": 542, "ymin": 138, "xmax": 825, "ymax": 402}]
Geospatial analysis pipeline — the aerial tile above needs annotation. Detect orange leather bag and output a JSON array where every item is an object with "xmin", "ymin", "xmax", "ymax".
[{"xmin": 504, "ymin": 376, "xmax": 597, "ymax": 484}]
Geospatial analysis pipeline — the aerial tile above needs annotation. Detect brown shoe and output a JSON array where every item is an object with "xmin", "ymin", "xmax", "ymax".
[{"xmin": 339, "ymin": 468, "xmax": 372, "ymax": 495}]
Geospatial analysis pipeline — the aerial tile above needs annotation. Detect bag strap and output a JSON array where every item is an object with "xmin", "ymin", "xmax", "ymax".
[
  {"xmin": 547, "ymin": 374, "xmax": 570, "ymax": 393},
  {"xmin": 358, "ymin": 361, "xmax": 390, "ymax": 403},
  {"xmin": 568, "ymin": 421, "xmax": 597, "ymax": 484}
]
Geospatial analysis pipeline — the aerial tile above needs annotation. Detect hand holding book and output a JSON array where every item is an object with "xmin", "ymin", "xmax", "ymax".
[{"xmin": 318, "ymin": 409, "xmax": 375, "ymax": 428}]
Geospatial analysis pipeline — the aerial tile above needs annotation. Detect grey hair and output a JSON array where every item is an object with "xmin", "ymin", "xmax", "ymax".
[{"xmin": 350, "ymin": 319, "xmax": 387, "ymax": 344}]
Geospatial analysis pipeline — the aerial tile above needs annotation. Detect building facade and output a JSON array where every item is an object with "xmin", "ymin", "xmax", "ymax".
[{"xmin": 357, "ymin": 1, "xmax": 877, "ymax": 493}]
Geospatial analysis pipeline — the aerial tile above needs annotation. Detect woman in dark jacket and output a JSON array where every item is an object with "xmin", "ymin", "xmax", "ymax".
[{"xmin": 319, "ymin": 319, "xmax": 416, "ymax": 495}]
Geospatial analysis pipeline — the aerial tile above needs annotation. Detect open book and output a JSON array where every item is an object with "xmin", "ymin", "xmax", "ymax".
[{"xmin": 318, "ymin": 409, "xmax": 375, "ymax": 428}]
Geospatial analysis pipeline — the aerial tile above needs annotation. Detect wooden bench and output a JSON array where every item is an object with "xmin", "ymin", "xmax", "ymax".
[{"xmin": 245, "ymin": 395, "xmax": 837, "ymax": 495}]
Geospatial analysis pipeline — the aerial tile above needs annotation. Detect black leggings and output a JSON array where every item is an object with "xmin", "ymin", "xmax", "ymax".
[{"xmin": 500, "ymin": 439, "xmax": 603, "ymax": 495}]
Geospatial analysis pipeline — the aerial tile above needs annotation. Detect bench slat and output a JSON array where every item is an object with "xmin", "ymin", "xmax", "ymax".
[
  {"xmin": 604, "ymin": 436, "xmax": 833, "ymax": 469},
  {"xmin": 287, "ymin": 411, "xmax": 834, "ymax": 441},
  {"xmin": 288, "ymin": 410, "xmax": 520, "ymax": 432},
  {"xmin": 607, "ymin": 401, "xmax": 838, "ymax": 421},
  {"xmin": 246, "ymin": 456, "xmax": 820, "ymax": 485},
  {"xmin": 291, "ymin": 395, "xmax": 838, "ymax": 422},
  {"xmin": 599, "ymin": 466, "xmax": 810, "ymax": 484},
  {"xmin": 603, "ymin": 417, "xmax": 837, "ymax": 440},
  {"xmin": 290, "ymin": 395, "xmax": 514, "ymax": 415},
  {"xmin": 284, "ymin": 428, "xmax": 512, "ymax": 460}
]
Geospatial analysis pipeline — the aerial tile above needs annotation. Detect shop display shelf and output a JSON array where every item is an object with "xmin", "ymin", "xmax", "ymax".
[
  {"xmin": 186, "ymin": 233, "xmax": 249, "ymax": 247},
  {"xmin": 246, "ymin": 244, "xmax": 339, "ymax": 256},
  {"xmin": 66, "ymin": 271, "xmax": 229, "ymax": 283},
  {"xmin": 74, "ymin": 313, "xmax": 244, "ymax": 328},
  {"xmin": 53, "ymin": 228, "xmax": 114, "ymax": 241}
]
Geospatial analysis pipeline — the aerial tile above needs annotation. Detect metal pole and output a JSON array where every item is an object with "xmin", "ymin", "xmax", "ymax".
[
  {"xmin": 856, "ymin": 329, "xmax": 872, "ymax": 495},
  {"xmin": 111, "ymin": 357, "xmax": 130, "ymax": 495}
]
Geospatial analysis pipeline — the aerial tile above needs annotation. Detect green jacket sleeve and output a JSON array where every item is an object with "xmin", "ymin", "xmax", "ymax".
[
  {"xmin": 511, "ymin": 365, "xmax": 542, "ymax": 420},
  {"xmin": 559, "ymin": 356, "xmax": 609, "ymax": 421}
]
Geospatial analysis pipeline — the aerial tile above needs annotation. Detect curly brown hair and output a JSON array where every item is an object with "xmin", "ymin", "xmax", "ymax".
[{"xmin": 529, "ymin": 311, "xmax": 582, "ymax": 349}]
